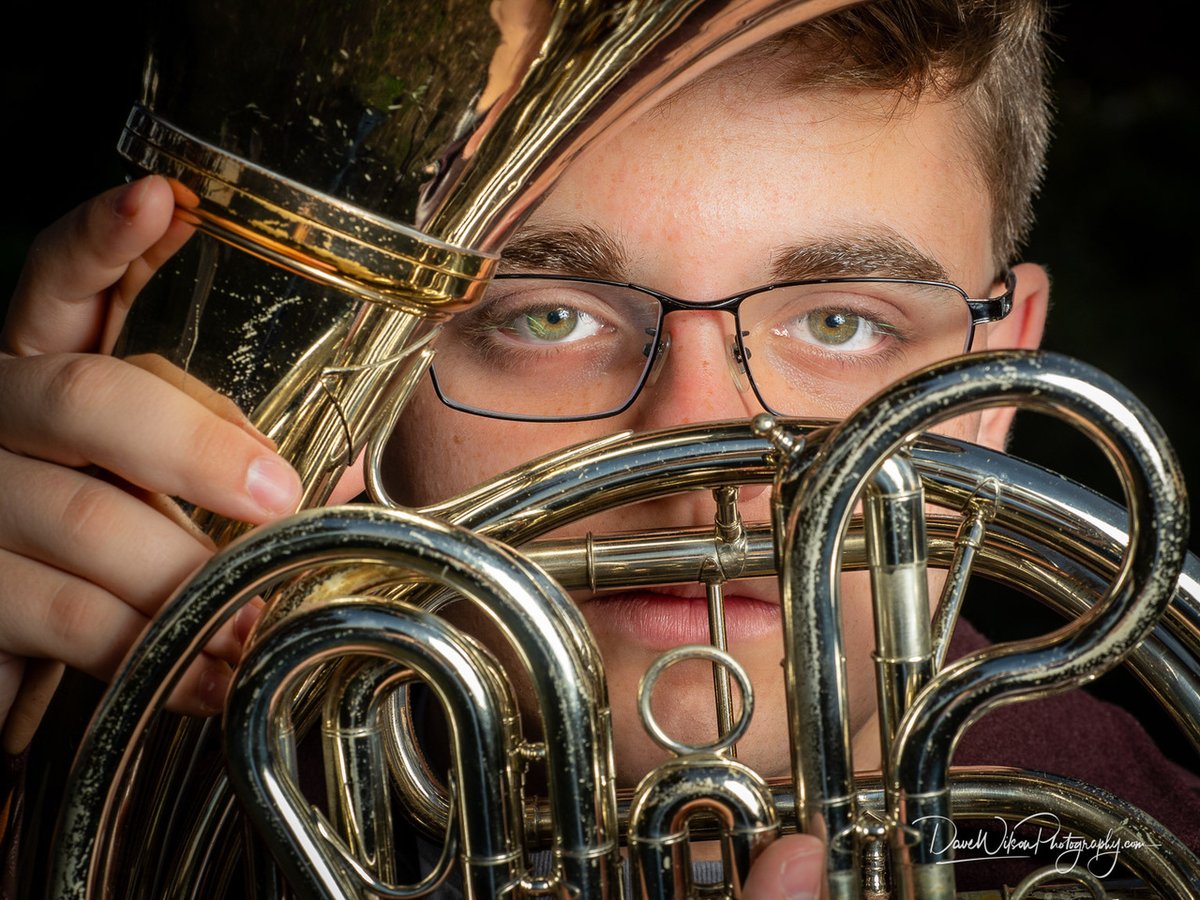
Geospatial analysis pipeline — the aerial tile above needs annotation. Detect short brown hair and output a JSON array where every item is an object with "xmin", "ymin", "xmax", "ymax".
[{"xmin": 764, "ymin": 0, "xmax": 1052, "ymax": 270}]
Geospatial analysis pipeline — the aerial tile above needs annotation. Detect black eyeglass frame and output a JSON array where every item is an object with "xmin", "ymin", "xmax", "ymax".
[{"xmin": 430, "ymin": 269, "xmax": 1017, "ymax": 423}]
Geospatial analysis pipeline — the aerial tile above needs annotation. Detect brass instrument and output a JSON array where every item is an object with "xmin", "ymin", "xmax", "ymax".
[{"xmin": 21, "ymin": 0, "xmax": 1200, "ymax": 898}]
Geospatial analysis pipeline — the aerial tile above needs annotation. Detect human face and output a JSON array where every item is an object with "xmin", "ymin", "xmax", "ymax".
[{"xmin": 384, "ymin": 69, "xmax": 1044, "ymax": 784}]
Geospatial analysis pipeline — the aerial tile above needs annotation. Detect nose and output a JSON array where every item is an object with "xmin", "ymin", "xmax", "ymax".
[
  {"xmin": 625, "ymin": 310, "xmax": 763, "ymax": 432},
  {"xmin": 608, "ymin": 310, "xmax": 772, "ymax": 526}
]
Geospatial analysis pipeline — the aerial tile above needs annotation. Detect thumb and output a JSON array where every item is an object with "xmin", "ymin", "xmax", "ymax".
[
  {"xmin": 742, "ymin": 833, "xmax": 825, "ymax": 900},
  {"xmin": 4, "ymin": 175, "xmax": 187, "ymax": 356}
]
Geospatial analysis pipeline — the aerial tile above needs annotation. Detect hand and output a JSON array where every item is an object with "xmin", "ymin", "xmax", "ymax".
[
  {"xmin": 0, "ymin": 175, "xmax": 304, "ymax": 753},
  {"xmin": 742, "ymin": 834, "xmax": 825, "ymax": 899}
]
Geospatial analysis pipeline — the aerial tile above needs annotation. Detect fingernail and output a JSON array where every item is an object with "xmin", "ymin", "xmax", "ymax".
[
  {"xmin": 780, "ymin": 845, "xmax": 822, "ymax": 899},
  {"xmin": 112, "ymin": 176, "xmax": 151, "ymax": 222},
  {"xmin": 198, "ymin": 666, "xmax": 231, "ymax": 715},
  {"xmin": 246, "ymin": 455, "xmax": 302, "ymax": 516}
]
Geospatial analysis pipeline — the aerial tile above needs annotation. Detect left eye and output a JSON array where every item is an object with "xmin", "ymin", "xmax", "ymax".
[
  {"xmin": 777, "ymin": 308, "xmax": 888, "ymax": 352},
  {"xmin": 502, "ymin": 306, "xmax": 605, "ymax": 344}
]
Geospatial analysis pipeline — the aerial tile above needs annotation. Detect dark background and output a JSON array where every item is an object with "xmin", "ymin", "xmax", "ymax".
[{"xmin": 1, "ymin": 4, "xmax": 1197, "ymax": 755}]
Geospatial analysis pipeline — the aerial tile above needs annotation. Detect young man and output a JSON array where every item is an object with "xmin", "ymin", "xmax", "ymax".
[{"xmin": 0, "ymin": 1, "xmax": 1195, "ymax": 895}]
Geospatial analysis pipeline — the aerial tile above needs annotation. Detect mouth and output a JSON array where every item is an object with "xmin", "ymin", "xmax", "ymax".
[{"xmin": 578, "ymin": 587, "xmax": 781, "ymax": 651}]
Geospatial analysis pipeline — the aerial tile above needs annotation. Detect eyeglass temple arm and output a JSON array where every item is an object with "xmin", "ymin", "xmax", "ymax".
[{"xmin": 966, "ymin": 269, "xmax": 1017, "ymax": 324}]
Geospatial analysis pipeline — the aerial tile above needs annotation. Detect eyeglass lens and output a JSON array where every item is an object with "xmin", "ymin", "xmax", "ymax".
[{"xmin": 431, "ymin": 278, "xmax": 973, "ymax": 420}]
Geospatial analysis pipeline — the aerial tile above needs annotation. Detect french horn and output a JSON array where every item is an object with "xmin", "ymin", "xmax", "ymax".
[{"xmin": 16, "ymin": 0, "xmax": 1199, "ymax": 897}]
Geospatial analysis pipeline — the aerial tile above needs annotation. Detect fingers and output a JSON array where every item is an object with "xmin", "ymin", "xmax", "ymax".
[
  {"xmin": 0, "ymin": 354, "xmax": 301, "ymax": 523},
  {"xmin": 0, "ymin": 443, "xmax": 272, "ymax": 752},
  {"xmin": 0, "ymin": 176, "xmax": 293, "ymax": 752},
  {"xmin": 742, "ymin": 834, "xmax": 825, "ymax": 900},
  {"xmin": 0, "ymin": 547, "xmax": 239, "ymax": 717},
  {"xmin": 126, "ymin": 354, "xmax": 275, "ymax": 449},
  {"xmin": 4, "ymin": 175, "xmax": 188, "ymax": 357},
  {"xmin": 0, "ymin": 539, "xmax": 249, "ymax": 672},
  {"xmin": 0, "ymin": 347, "xmax": 297, "ymax": 748},
  {"xmin": 0, "ymin": 449, "xmax": 215, "ymax": 617}
]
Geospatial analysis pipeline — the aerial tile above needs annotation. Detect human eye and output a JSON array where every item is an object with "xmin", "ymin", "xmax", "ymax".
[
  {"xmin": 768, "ymin": 288, "xmax": 901, "ymax": 355},
  {"xmin": 499, "ymin": 303, "xmax": 606, "ymax": 345},
  {"xmin": 775, "ymin": 307, "xmax": 896, "ymax": 352},
  {"xmin": 445, "ymin": 279, "xmax": 664, "ymax": 381},
  {"xmin": 461, "ymin": 282, "xmax": 617, "ymax": 349}
]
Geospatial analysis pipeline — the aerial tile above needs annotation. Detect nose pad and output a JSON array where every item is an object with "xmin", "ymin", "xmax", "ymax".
[
  {"xmin": 645, "ymin": 332, "xmax": 671, "ymax": 387},
  {"xmin": 726, "ymin": 337, "xmax": 751, "ymax": 393}
]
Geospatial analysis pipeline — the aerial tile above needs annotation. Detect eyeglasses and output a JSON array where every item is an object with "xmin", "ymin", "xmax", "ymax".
[{"xmin": 430, "ymin": 271, "xmax": 1016, "ymax": 422}]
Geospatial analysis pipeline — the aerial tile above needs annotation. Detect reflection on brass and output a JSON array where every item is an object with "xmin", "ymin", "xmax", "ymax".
[
  {"xmin": 105, "ymin": 0, "xmax": 853, "ymax": 537},
  {"xmin": 119, "ymin": 107, "xmax": 497, "ymax": 316},
  {"xmin": 48, "ymin": 351, "xmax": 1200, "ymax": 898},
  {"xmin": 26, "ymin": 0, "xmax": 1200, "ymax": 898}
]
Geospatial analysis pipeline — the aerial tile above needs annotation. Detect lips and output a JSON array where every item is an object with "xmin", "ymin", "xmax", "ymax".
[{"xmin": 578, "ymin": 588, "xmax": 781, "ymax": 651}]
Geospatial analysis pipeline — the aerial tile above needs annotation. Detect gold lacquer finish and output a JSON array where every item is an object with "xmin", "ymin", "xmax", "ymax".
[
  {"xmin": 106, "ymin": 0, "xmax": 854, "ymax": 533},
  {"xmin": 29, "ymin": 1, "xmax": 1200, "ymax": 899},
  {"xmin": 117, "ymin": 107, "xmax": 497, "ymax": 315}
]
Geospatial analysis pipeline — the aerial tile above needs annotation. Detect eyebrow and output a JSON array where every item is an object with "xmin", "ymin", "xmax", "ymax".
[
  {"xmin": 771, "ymin": 230, "xmax": 949, "ymax": 283},
  {"xmin": 499, "ymin": 223, "xmax": 949, "ymax": 284},
  {"xmin": 500, "ymin": 224, "xmax": 628, "ymax": 281}
]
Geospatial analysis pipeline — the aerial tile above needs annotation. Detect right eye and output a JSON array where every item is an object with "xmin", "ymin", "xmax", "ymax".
[{"xmin": 499, "ymin": 304, "xmax": 606, "ymax": 344}]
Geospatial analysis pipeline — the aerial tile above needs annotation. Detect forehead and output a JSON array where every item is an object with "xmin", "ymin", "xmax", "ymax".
[{"xmin": 518, "ymin": 71, "xmax": 993, "ymax": 292}]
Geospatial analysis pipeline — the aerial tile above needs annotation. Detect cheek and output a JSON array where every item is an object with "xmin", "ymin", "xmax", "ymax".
[
  {"xmin": 931, "ymin": 409, "xmax": 985, "ymax": 444},
  {"xmin": 383, "ymin": 377, "xmax": 583, "ymax": 506},
  {"xmin": 381, "ymin": 386, "xmax": 474, "ymax": 506}
]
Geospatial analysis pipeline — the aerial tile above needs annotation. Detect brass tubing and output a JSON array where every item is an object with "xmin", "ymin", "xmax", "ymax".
[
  {"xmin": 416, "ymin": 415, "xmax": 1198, "ymax": 674},
  {"xmin": 227, "ymin": 602, "xmax": 520, "ymax": 899},
  {"xmin": 381, "ymin": 680, "xmax": 453, "ymax": 837},
  {"xmin": 51, "ymin": 508, "xmax": 620, "ymax": 898},
  {"xmin": 705, "ymin": 581, "xmax": 737, "ymax": 747},
  {"xmin": 707, "ymin": 486, "xmax": 746, "ymax": 750},
  {"xmin": 766, "ymin": 352, "xmax": 1188, "ymax": 900},
  {"xmin": 391, "ymin": 423, "xmax": 1200, "ymax": 851},
  {"xmin": 457, "ymin": 417, "xmax": 1197, "ymax": 763},
  {"xmin": 864, "ymin": 454, "xmax": 933, "ymax": 772},
  {"xmin": 321, "ymin": 659, "xmax": 406, "ymax": 884},
  {"xmin": 930, "ymin": 497, "xmax": 994, "ymax": 672},
  {"xmin": 423, "ymin": 418, "xmax": 1200, "ymax": 676},
  {"xmin": 160, "ymin": 768, "xmax": 241, "ymax": 896},
  {"xmin": 627, "ymin": 755, "xmax": 778, "ymax": 899},
  {"xmin": 887, "ymin": 356, "xmax": 1188, "ymax": 899},
  {"xmin": 53, "ymin": 414, "xmax": 1200, "ymax": 895},
  {"xmin": 529, "ymin": 527, "xmax": 781, "ymax": 587}
]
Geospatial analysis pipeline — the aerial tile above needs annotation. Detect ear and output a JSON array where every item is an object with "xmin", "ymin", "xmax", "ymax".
[{"xmin": 975, "ymin": 261, "xmax": 1050, "ymax": 450}]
